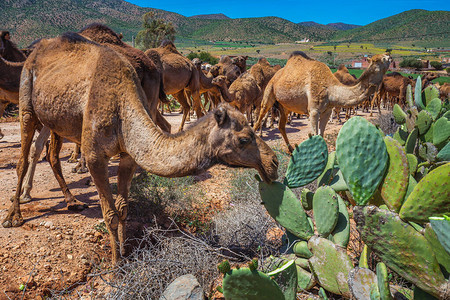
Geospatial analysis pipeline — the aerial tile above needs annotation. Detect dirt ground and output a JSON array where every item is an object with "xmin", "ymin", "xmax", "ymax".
[{"xmin": 0, "ymin": 109, "xmax": 381, "ymax": 299}]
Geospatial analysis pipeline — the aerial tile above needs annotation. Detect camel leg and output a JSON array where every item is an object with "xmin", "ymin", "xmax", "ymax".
[
  {"xmin": 19, "ymin": 126, "xmax": 51, "ymax": 203},
  {"xmin": 318, "ymin": 108, "xmax": 333, "ymax": 137},
  {"xmin": 68, "ymin": 144, "xmax": 80, "ymax": 163},
  {"xmin": 277, "ymin": 106, "xmax": 294, "ymax": 153},
  {"xmin": 2, "ymin": 112, "xmax": 37, "ymax": 228},
  {"xmin": 309, "ymin": 109, "xmax": 320, "ymax": 136},
  {"xmin": 190, "ymin": 90, "xmax": 204, "ymax": 120},
  {"xmin": 174, "ymin": 91, "xmax": 191, "ymax": 132},
  {"xmin": 0, "ymin": 101, "xmax": 8, "ymax": 139},
  {"xmin": 253, "ymin": 82, "xmax": 276, "ymax": 135},
  {"xmin": 84, "ymin": 152, "xmax": 120, "ymax": 264},
  {"xmin": 48, "ymin": 132, "xmax": 88, "ymax": 210},
  {"xmin": 116, "ymin": 153, "xmax": 137, "ymax": 256}
]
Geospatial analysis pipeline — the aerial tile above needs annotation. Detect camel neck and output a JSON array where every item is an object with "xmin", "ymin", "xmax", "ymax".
[{"xmin": 120, "ymin": 97, "xmax": 215, "ymax": 177}]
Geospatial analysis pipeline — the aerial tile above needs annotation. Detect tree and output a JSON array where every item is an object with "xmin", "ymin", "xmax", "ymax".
[
  {"xmin": 430, "ymin": 61, "xmax": 443, "ymax": 70},
  {"xmin": 135, "ymin": 12, "xmax": 176, "ymax": 50},
  {"xmin": 256, "ymin": 49, "xmax": 261, "ymax": 54}
]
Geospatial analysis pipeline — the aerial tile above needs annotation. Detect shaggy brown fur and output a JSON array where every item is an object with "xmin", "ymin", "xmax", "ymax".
[
  {"xmin": 209, "ymin": 55, "xmax": 241, "ymax": 85},
  {"xmin": 3, "ymin": 33, "xmax": 279, "ymax": 265}
]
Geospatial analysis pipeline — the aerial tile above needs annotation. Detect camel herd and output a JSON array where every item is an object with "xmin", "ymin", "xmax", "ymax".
[{"xmin": 0, "ymin": 24, "xmax": 446, "ymax": 263}]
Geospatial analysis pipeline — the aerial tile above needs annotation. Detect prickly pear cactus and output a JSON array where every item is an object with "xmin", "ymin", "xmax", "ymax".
[
  {"xmin": 422, "ymin": 85, "xmax": 440, "ymax": 107},
  {"xmin": 399, "ymin": 163, "xmax": 450, "ymax": 223},
  {"xmin": 317, "ymin": 151, "xmax": 337, "ymax": 187},
  {"xmin": 308, "ymin": 236, "xmax": 353, "ymax": 298},
  {"xmin": 380, "ymin": 137, "xmax": 409, "ymax": 212},
  {"xmin": 376, "ymin": 263, "xmax": 392, "ymax": 300},
  {"xmin": 414, "ymin": 76, "xmax": 424, "ymax": 109},
  {"xmin": 393, "ymin": 127, "xmax": 408, "ymax": 146},
  {"xmin": 393, "ymin": 104, "xmax": 406, "ymax": 124},
  {"xmin": 359, "ymin": 245, "xmax": 371, "ymax": 269},
  {"xmin": 258, "ymin": 180, "xmax": 314, "ymax": 240},
  {"xmin": 293, "ymin": 240, "xmax": 313, "ymax": 259},
  {"xmin": 437, "ymin": 142, "xmax": 450, "ymax": 161},
  {"xmin": 284, "ymin": 135, "xmax": 328, "ymax": 188},
  {"xmin": 406, "ymin": 154, "xmax": 417, "ymax": 175},
  {"xmin": 353, "ymin": 206, "xmax": 448, "ymax": 299},
  {"xmin": 266, "ymin": 260, "xmax": 298, "ymax": 300},
  {"xmin": 313, "ymin": 186, "xmax": 339, "ymax": 237},
  {"xmin": 423, "ymin": 223, "xmax": 450, "ymax": 276},
  {"xmin": 433, "ymin": 117, "xmax": 450, "ymax": 146},
  {"xmin": 416, "ymin": 110, "xmax": 433, "ymax": 135},
  {"xmin": 221, "ymin": 262, "xmax": 285, "ymax": 300},
  {"xmin": 429, "ymin": 216, "xmax": 450, "ymax": 254},
  {"xmin": 336, "ymin": 116, "xmax": 388, "ymax": 205},
  {"xmin": 330, "ymin": 193, "xmax": 350, "ymax": 248},
  {"xmin": 425, "ymin": 98, "xmax": 442, "ymax": 121},
  {"xmin": 296, "ymin": 265, "xmax": 316, "ymax": 291},
  {"xmin": 405, "ymin": 128, "xmax": 418, "ymax": 154},
  {"xmin": 300, "ymin": 188, "xmax": 314, "ymax": 211},
  {"xmin": 328, "ymin": 169, "xmax": 348, "ymax": 192},
  {"xmin": 348, "ymin": 267, "xmax": 379, "ymax": 300}
]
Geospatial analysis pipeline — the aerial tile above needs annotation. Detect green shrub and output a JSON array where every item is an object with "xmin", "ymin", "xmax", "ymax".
[
  {"xmin": 400, "ymin": 58, "xmax": 422, "ymax": 69},
  {"xmin": 185, "ymin": 51, "xmax": 218, "ymax": 65},
  {"xmin": 430, "ymin": 61, "xmax": 443, "ymax": 70},
  {"xmin": 446, "ymin": 67, "xmax": 450, "ymax": 74}
]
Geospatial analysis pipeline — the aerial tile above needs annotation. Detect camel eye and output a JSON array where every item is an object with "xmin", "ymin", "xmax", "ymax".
[{"xmin": 239, "ymin": 137, "xmax": 250, "ymax": 146}]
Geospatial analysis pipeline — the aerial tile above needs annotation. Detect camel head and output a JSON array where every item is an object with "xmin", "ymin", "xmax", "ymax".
[
  {"xmin": 192, "ymin": 57, "xmax": 202, "ymax": 69},
  {"xmin": 232, "ymin": 55, "xmax": 248, "ymax": 72},
  {"xmin": 211, "ymin": 75, "xmax": 232, "ymax": 102},
  {"xmin": 209, "ymin": 65, "xmax": 220, "ymax": 77},
  {"xmin": 208, "ymin": 103, "xmax": 278, "ymax": 183},
  {"xmin": 359, "ymin": 53, "xmax": 392, "ymax": 92}
]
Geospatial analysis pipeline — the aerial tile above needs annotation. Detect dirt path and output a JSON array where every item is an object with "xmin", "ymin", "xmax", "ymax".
[{"xmin": 0, "ymin": 109, "xmax": 381, "ymax": 298}]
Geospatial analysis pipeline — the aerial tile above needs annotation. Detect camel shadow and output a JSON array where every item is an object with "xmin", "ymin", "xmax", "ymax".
[{"xmin": 0, "ymin": 142, "xmax": 21, "ymax": 149}]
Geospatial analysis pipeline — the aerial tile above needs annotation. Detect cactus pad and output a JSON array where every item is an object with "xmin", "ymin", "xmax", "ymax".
[
  {"xmin": 284, "ymin": 135, "xmax": 328, "ymax": 188},
  {"xmin": 336, "ymin": 117, "xmax": 388, "ymax": 205},
  {"xmin": 331, "ymin": 193, "xmax": 350, "ymax": 248},
  {"xmin": 259, "ymin": 181, "xmax": 314, "ymax": 240},
  {"xmin": 359, "ymin": 245, "xmax": 371, "ymax": 269},
  {"xmin": 393, "ymin": 127, "xmax": 408, "ymax": 146},
  {"xmin": 429, "ymin": 216, "xmax": 450, "ymax": 254},
  {"xmin": 293, "ymin": 241, "xmax": 313, "ymax": 259},
  {"xmin": 308, "ymin": 236, "xmax": 353, "ymax": 298},
  {"xmin": 393, "ymin": 104, "xmax": 406, "ymax": 124},
  {"xmin": 266, "ymin": 260, "xmax": 298, "ymax": 300},
  {"xmin": 424, "ymin": 223, "xmax": 450, "ymax": 276},
  {"xmin": 222, "ymin": 266, "xmax": 285, "ymax": 300},
  {"xmin": 313, "ymin": 186, "xmax": 339, "ymax": 237},
  {"xmin": 376, "ymin": 263, "xmax": 392, "ymax": 300},
  {"xmin": 422, "ymin": 85, "xmax": 440, "ymax": 107},
  {"xmin": 353, "ymin": 206, "xmax": 447, "ymax": 298},
  {"xmin": 399, "ymin": 163, "xmax": 450, "ymax": 223},
  {"xmin": 405, "ymin": 128, "xmax": 418, "ymax": 154},
  {"xmin": 418, "ymin": 142, "xmax": 438, "ymax": 162},
  {"xmin": 296, "ymin": 265, "xmax": 316, "ymax": 291},
  {"xmin": 380, "ymin": 137, "xmax": 409, "ymax": 212},
  {"xmin": 433, "ymin": 117, "xmax": 450, "ymax": 145},
  {"xmin": 416, "ymin": 110, "xmax": 433, "ymax": 135},
  {"xmin": 406, "ymin": 154, "xmax": 417, "ymax": 175},
  {"xmin": 414, "ymin": 76, "xmax": 424, "ymax": 109},
  {"xmin": 348, "ymin": 267, "xmax": 379, "ymax": 300},
  {"xmin": 300, "ymin": 188, "xmax": 314, "ymax": 211},
  {"xmin": 437, "ymin": 142, "xmax": 450, "ymax": 161},
  {"xmin": 317, "ymin": 151, "xmax": 337, "ymax": 187},
  {"xmin": 425, "ymin": 98, "xmax": 442, "ymax": 121}
]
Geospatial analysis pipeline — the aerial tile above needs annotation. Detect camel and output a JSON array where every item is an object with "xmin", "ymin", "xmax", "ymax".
[
  {"xmin": 2, "ymin": 33, "xmax": 278, "ymax": 264},
  {"xmin": 333, "ymin": 65, "xmax": 358, "ymax": 122},
  {"xmin": 209, "ymin": 55, "xmax": 241, "ymax": 86},
  {"xmin": 253, "ymin": 51, "xmax": 392, "ymax": 152},
  {"xmin": 212, "ymin": 74, "xmax": 263, "ymax": 126},
  {"xmin": 232, "ymin": 55, "xmax": 248, "ymax": 74},
  {"xmin": 371, "ymin": 72, "xmax": 415, "ymax": 114},
  {"xmin": 145, "ymin": 41, "xmax": 203, "ymax": 131},
  {"xmin": 18, "ymin": 24, "xmax": 173, "ymax": 205},
  {"xmin": 191, "ymin": 58, "xmax": 224, "ymax": 109},
  {"xmin": 439, "ymin": 83, "xmax": 450, "ymax": 100}
]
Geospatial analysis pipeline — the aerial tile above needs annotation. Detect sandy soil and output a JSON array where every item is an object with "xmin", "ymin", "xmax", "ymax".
[{"xmin": 0, "ymin": 109, "xmax": 381, "ymax": 299}]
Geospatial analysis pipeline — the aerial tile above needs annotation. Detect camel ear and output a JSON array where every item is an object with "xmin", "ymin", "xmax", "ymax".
[
  {"xmin": 367, "ymin": 57, "xmax": 372, "ymax": 64},
  {"xmin": 214, "ymin": 106, "xmax": 228, "ymax": 126}
]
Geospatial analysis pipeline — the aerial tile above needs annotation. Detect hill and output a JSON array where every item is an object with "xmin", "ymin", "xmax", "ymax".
[
  {"xmin": 189, "ymin": 13, "xmax": 231, "ymax": 20},
  {"xmin": 326, "ymin": 22, "xmax": 361, "ymax": 31},
  {"xmin": 333, "ymin": 9, "xmax": 450, "ymax": 46}
]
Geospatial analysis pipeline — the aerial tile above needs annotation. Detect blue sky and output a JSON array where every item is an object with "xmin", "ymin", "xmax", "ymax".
[{"xmin": 126, "ymin": 0, "xmax": 449, "ymax": 26}]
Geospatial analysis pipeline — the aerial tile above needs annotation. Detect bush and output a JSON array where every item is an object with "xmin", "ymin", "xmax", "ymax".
[
  {"xmin": 430, "ymin": 61, "xmax": 443, "ymax": 70},
  {"xmin": 446, "ymin": 67, "xmax": 450, "ymax": 74},
  {"xmin": 399, "ymin": 58, "xmax": 422, "ymax": 69},
  {"xmin": 185, "ymin": 51, "xmax": 218, "ymax": 65}
]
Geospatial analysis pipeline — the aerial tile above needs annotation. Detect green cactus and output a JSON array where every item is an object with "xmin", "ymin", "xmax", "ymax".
[
  {"xmin": 424, "ymin": 223, "xmax": 450, "ymax": 277},
  {"xmin": 413, "ymin": 286, "xmax": 439, "ymax": 300},
  {"xmin": 393, "ymin": 104, "xmax": 407, "ymax": 124},
  {"xmin": 295, "ymin": 257, "xmax": 310, "ymax": 270},
  {"xmin": 330, "ymin": 193, "xmax": 350, "ymax": 248},
  {"xmin": 222, "ymin": 265, "xmax": 285, "ymax": 300},
  {"xmin": 404, "ymin": 175, "xmax": 417, "ymax": 201},
  {"xmin": 399, "ymin": 163, "xmax": 450, "ymax": 223},
  {"xmin": 429, "ymin": 216, "xmax": 450, "ymax": 254},
  {"xmin": 218, "ymin": 260, "xmax": 231, "ymax": 274},
  {"xmin": 354, "ymin": 206, "xmax": 448, "ymax": 299},
  {"xmin": 418, "ymin": 142, "xmax": 438, "ymax": 162},
  {"xmin": 421, "ymin": 122, "xmax": 434, "ymax": 143},
  {"xmin": 406, "ymin": 154, "xmax": 418, "ymax": 175},
  {"xmin": 284, "ymin": 135, "xmax": 328, "ymax": 188},
  {"xmin": 300, "ymin": 188, "xmax": 314, "ymax": 211},
  {"xmin": 313, "ymin": 186, "xmax": 339, "ymax": 237},
  {"xmin": 348, "ymin": 267, "xmax": 380, "ymax": 300},
  {"xmin": 376, "ymin": 262, "xmax": 392, "ymax": 300},
  {"xmin": 422, "ymin": 85, "xmax": 440, "ymax": 107},
  {"xmin": 380, "ymin": 137, "xmax": 409, "ymax": 212},
  {"xmin": 405, "ymin": 128, "xmax": 418, "ymax": 154},
  {"xmin": 425, "ymin": 98, "xmax": 442, "ymax": 121},
  {"xmin": 406, "ymin": 84, "xmax": 413, "ymax": 107},
  {"xmin": 336, "ymin": 116, "xmax": 388, "ymax": 205},
  {"xmin": 328, "ymin": 169, "xmax": 349, "ymax": 192},
  {"xmin": 319, "ymin": 287, "xmax": 329, "ymax": 300},
  {"xmin": 406, "ymin": 107, "xmax": 419, "ymax": 132},
  {"xmin": 308, "ymin": 236, "xmax": 353, "ymax": 298},
  {"xmin": 266, "ymin": 260, "xmax": 298, "ymax": 300},
  {"xmin": 433, "ymin": 117, "xmax": 450, "ymax": 146},
  {"xmin": 317, "ymin": 151, "xmax": 337, "ymax": 187},
  {"xmin": 393, "ymin": 127, "xmax": 409, "ymax": 146},
  {"xmin": 296, "ymin": 265, "xmax": 317, "ymax": 291},
  {"xmin": 293, "ymin": 240, "xmax": 313, "ymax": 259},
  {"xmin": 414, "ymin": 76, "xmax": 424, "ymax": 109},
  {"xmin": 416, "ymin": 110, "xmax": 433, "ymax": 135},
  {"xmin": 359, "ymin": 245, "xmax": 371, "ymax": 269},
  {"xmin": 437, "ymin": 142, "xmax": 450, "ymax": 161},
  {"xmin": 258, "ymin": 180, "xmax": 314, "ymax": 240}
]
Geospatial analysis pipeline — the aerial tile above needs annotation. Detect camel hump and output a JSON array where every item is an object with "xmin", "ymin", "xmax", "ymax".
[
  {"xmin": 79, "ymin": 23, "xmax": 123, "ymax": 45},
  {"xmin": 60, "ymin": 32, "xmax": 95, "ymax": 45},
  {"xmin": 159, "ymin": 40, "xmax": 180, "ymax": 54},
  {"xmin": 289, "ymin": 51, "xmax": 313, "ymax": 60},
  {"xmin": 338, "ymin": 64, "xmax": 347, "ymax": 71},
  {"xmin": 219, "ymin": 55, "xmax": 232, "ymax": 64}
]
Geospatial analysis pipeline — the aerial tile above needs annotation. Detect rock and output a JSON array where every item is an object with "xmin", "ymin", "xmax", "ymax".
[
  {"xmin": 67, "ymin": 254, "xmax": 73, "ymax": 260},
  {"xmin": 160, "ymin": 274, "xmax": 204, "ymax": 300}
]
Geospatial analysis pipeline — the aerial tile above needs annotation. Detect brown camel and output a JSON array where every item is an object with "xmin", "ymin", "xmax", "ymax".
[
  {"xmin": 232, "ymin": 55, "xmax": 249, "ymax": 74},
  {"xmin": 209, "ymin": 55, "xmax": 241, "ymax": 85},
  {"xmin": 253, "ymin": 51, "xmax": 391, "ymax": 152},
  {"xmin": 439, "ymin": 83, "xmax": 450, "ymax": 100},
  {"xmin": 145, "ymin": 41, "xmax": 203, "ymax": 131},
  {"xmin": 191, "ymin": 58, "xmax": 224, "ymax": 109},
  {"xmin": 333, "ymin": 64, "xmax": 358, "ymax": 122},
  {"xmin": 18, "ymin": 24, "xmax": 172, "ymax": 205},
  {"xmin": 2, "ymin": 33, "xmax": 278, "ymax": 264},
  {"xmin": 212, "ymin": 74, "xmax": 263, "ymax": 125},
  {"xmin": 372, "ymin": 72, "xmax": 415, "ymax": 114}
]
